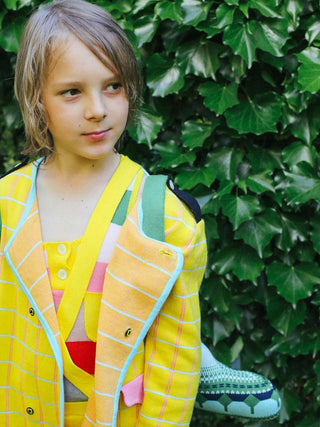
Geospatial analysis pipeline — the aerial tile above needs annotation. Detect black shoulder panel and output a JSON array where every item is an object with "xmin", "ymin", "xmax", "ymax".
[
  {"xmin": 167, "ymin": 177, "xmax": 202, "ymax": 223},
  {"xmin": 0, "ymin": 156, "xmax": 30, "ymax": 179}
]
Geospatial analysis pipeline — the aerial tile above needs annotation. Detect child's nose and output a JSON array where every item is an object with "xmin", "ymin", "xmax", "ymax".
[{"xmin": 84, "ymin": 94, "xmax": 107, "ymax": 121}]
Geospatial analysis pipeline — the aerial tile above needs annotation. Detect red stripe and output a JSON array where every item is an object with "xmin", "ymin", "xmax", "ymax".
[{"xmin": 66, "ymin": 341, "xmax": 96, "ymax": 375}]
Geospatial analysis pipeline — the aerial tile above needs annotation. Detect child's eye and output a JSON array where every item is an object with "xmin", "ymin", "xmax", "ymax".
[
  {"xmin": 62, "ymin": 88, "xmax": 80, "ymax": 97},
  {"xmin": 106, "ymin": 82, "xmax": 122, "ymax": 92}
]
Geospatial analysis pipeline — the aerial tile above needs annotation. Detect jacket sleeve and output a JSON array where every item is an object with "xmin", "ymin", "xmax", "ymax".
[{"xmin": 138, "ymin": 188, "xmax": 207, "ymax": 426}]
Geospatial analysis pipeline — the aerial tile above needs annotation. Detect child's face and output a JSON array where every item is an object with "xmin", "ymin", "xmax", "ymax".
[{"xmin": 41, "ymin": 35, "xmax": 129, "ymax": 163}]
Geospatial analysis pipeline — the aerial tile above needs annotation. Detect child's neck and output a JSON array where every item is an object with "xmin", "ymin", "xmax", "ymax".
[
  {"xmin": 36, "ymin": 151, "xmax": 121, "ymax": 242},
  {"xmin": 44, "ymin": 151, "xmax": 120, "ymax": 188}
]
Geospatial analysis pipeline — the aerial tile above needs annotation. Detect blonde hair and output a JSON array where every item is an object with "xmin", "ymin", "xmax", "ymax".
[{"xmin": 14, "ymin": 0, "xmax": 142, "ymax": 157}]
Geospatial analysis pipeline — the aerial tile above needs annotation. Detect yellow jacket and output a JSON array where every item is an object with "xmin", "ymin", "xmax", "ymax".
[{"xmin": 0, "ymin": 157, "xmax": 207, "ymax": 426}]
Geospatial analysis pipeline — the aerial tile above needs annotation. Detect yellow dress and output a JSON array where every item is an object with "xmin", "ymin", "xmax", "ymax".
[{"xmin": 44, "ymin": 239, "xmax": 102, "ymax": 425}]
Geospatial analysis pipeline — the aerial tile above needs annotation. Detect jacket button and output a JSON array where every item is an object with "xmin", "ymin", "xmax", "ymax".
[
  {"xmin": 26, "ymin": 407, "xmax": 34, "ymax": 415},
  {"xmin": 29, "ymin": 307, "xmax": 35, "ymax": 316},
  {"xmin": 125, "ymin": 328, "xmax": 132, "ymax": 337}
]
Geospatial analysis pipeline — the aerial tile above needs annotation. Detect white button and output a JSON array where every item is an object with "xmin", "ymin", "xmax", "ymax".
[
  {"xmin": 58, "ymin": 269, "xmax": 67, "ymax": 280},
  {"xmin": 57, "ymin": 244, "xmax": 67, "ymax": 255}
]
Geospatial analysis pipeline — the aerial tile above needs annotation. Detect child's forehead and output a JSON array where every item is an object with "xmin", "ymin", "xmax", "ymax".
[{"xmin": 46, "ymin": 33, "xmax": 117, "ymax": 78}]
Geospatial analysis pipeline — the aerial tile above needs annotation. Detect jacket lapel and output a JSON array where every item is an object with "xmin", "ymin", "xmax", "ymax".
[{"xmin": 87, "ymin": 200, "xmax": 184, "ymax": 426}]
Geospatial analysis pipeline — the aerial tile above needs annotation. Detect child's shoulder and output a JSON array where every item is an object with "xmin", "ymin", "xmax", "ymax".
[
  {"xmin": 163, "ymin": 180, "xmax": 205, "ymax": 249},
  {"xmin": 165, "ymin": 177, "xmax": 201, "ymax": 224},
  {"xmin": 0, "ymin": 158, "xmax": 33, "ymax": 194}
]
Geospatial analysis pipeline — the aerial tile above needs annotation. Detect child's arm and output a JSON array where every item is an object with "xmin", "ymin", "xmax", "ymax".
[{"xmin": 138, "ymin": 188, "xmax": 207, "ymax": 426}]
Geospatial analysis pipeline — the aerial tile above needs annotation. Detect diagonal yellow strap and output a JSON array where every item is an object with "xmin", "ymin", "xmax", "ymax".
[
  {"xmin": 57, "ymin": 155, "xmax": 141, "ymax": 341},
  {"xmin": 60, "ymin": 340, "xmax": 94, "ymax": 397}
]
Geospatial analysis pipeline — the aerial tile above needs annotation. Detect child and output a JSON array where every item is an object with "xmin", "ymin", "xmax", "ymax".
[
  {"xmin": 0, "ymin": 1, "xmax": 206, "ymax": 425},
  {"xmin": 0, "ymin": 1, "xmax": 280, "ymax": 426}
]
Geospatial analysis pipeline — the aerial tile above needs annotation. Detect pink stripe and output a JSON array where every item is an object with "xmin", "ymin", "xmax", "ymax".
[
  {"xmin": 52, "ymin": 289, "xmax": 64, "ymax": 309},
  {"xmin": 121, "ymin": 373, "xmax": 144, "ymax": 407},
  {"xmin": 87, "ymin": 261, "xmax": 107, "ymax": 292}
]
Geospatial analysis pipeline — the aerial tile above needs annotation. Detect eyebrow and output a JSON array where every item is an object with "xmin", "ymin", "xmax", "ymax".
[{"xmin": 54, "ymin": 75, "xmax": 122, "ymax": 88}]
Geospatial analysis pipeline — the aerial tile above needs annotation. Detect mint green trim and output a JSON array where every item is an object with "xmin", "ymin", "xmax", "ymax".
[{"xmin": 142, "ymin": 175, "xmax": 167, "ymax": 242}]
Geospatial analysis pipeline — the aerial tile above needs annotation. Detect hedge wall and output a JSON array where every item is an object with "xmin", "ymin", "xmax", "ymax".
[{"xmin": 1, "ymin": 0, "xmax": 320, "ymax": 425}]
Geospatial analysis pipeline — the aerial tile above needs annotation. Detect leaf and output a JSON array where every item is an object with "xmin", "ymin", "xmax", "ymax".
[
  {"xmin": 153, "ymin": 140, "xmax": 196, "ymax": 168},
  {"xmin": 249, "ymin": 0, "xmax": 283, "ymax": 18},
  {"xmin": 225, "ymin": 94, "xmax": 282, "ymax": 134},
  {"xmin": 275, "ymin": 213, "xmax": 308, "ymax": 252},
  {"xmin": 146, "ymin": 53, "xmax": 185, "ymax": 97},
  {"xmin": 133, "ymin": 0, "xmax": 158, "ymax": 13},
  {"xmin": 246, "ymin": 170, "xmax": 275, "ymax": 194},
  {"xmin": 208, "ymin": 147, "xmax": 243, "ymax": 181},
  {"xmin": 134, "ymin": 15, "xmax": 159, "ymax": 48},
  {"xmin": 3, "ymin": 0, "xmax": 18, "ymax": 9},
  {"xmin": 215, "ymin": 3, "xmax": 235, "ymax": 29},
  {"xmin": 0, "ymin": 10, "xmax": 6, "ymax": 30},
  {"xmin": 155, "ymin": 0, "xmax": 184, "ymax": 23},
  {"xmin": 181, "ymin": 120, "xmax": 214, "ymax": 148},
  {"xmin": 181, "ymin": 0, "xmax": 213, "ymax": 26},
  {"xmin": 283, "ymin": 85, "xmax": 310, "ymax": 113},
  {"xmin": 289, "ymin": 106, "xmax": 320, "ymax": 145},
  {"xmin": 18, "ymin": 0, "xmax": 32, "ymax": 7},
  {"xmin": 230, "ymin": 336, "xmax": 244, "ymax": 363},
  {"xmin": 160, "ymin": 21, "xmax": 186, "ymax": 52},
  {"xmin": 270, "ymin": 328, "xmax": 320, "ymax": 357},
  {"xmin": 282, "ymin": 141, "xmax": 316, "ymax": 167},
  {"xmin": 175, "ymin": 159, "xmax": 217, "ymax": 189},
  {"xmin": 176, "ymin": 40, "xmax": 221, "ymax": 79},
  {"xmin": 296, "ymin": 47, "xmax": 320, "ymax": 93},
  {"xmin": 198, "ymin": 81, "xmax": 239, "ymax": 115},
  {"xmin": 306, "ymin": 20, "xmax": 320, "ymax": 45},
  {"xmin": 310, "ymin": 215, "xmax": 320, "ymax": 254},
  {"xmin": 265, "ymin": 291, "xmax": 306, "ymax": 336},
  {"xmin": 280, "ymin": 389, "xmax": 302, "ymax": 421},
  {"xmin": 251, "ymin": 19, "xmax": 289, "ymax": 57},
  {"xmin": 225, "ymin": 0, "xmax": 239, "ymax": 5},
  {"xmin": 213, "ymin": 318, "xmax": 235, "ymax": 345},
  {"xmin": 2, "ymin": 103, "xmax": 21, "ymax": 129},
  {"xmin": 284, "ymin": 0, "xmax": 304, "ymax": 26},
  {"xmin": 223, "ymin": 21, "xmax": 257, "ymax": 68},
  {"xmin": 266, "ymin": 262, "xmax": 320, "ymax": 304},
  {"xmin": 200, "ymin": 277, "xmax": 232, "ymax": 314},
  {"xmin": 283, "ymin": 162, "xmax": 320, "ymax": 204},
  {"xmin": 196, "ymin": 4, "xmax": 235, "ymax": 36},
  {"xmin": 127, "ymin": 105, "xmax": 163, "ymax": 147},
  {"xmin": 212, "ymin": 242, "xmax": 264, "ymax": 281},
  {"xmin": 247, "ymin": 146, "xmax": 282, "ymax": 171},
  {"xmin": 220, "ymin": 194, "xmax": 261, "ymax": 229},
  {"xmin": 0, "ymin": 16, "xmax": 25, "ymax": 53},
  {"xmin": 175, "ymin": 167, "xmax": 216, "ymax": 189},
  {"xmin": 235, "ymin": 209, "xmax": 282, "ymax": 257},
  {"xmin": 314, "ymin": 359, "xmax": 320, "ymax": 379}
]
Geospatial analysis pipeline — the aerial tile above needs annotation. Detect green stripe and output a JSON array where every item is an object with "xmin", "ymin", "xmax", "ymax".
[
  {"xmin": 142, "ymin": 175, "xmax": 167, "ymax": 242},
  {"xmin": 111, "ymin": 190, "xmax": 132, "ymax": 225}
]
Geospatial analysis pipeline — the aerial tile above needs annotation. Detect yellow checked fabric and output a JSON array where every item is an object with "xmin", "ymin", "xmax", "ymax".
[{"xmin": 0, "ymin": 156, "xmax": 207, "ymax": 426}]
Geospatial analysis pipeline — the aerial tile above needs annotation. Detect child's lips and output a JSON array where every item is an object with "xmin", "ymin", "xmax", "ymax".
[{"xmin": 83, "ymin": 130, "xmax": 109, "ymax": 141}]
